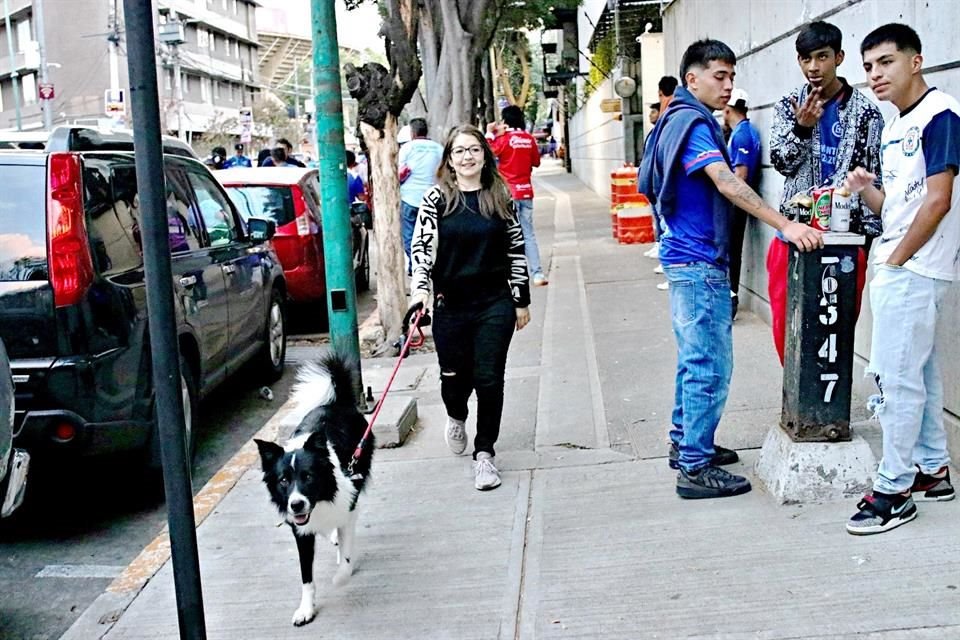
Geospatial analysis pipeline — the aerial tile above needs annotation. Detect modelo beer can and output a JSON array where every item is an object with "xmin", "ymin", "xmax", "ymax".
[
  {"xmin": 811, "ymin": 186, "xmax": 833, "ymax": 231},
  {"xmin": 831, "ymin": 188, "xmax": 854, "ymax": 232}
]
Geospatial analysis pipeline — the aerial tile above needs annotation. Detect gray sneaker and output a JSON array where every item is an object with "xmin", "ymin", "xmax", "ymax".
[
  {"xmin": 444, "ymin": 416, "xmax": 467, "ymax": 455},
  {"xmin": 474, "ymin": 452, "xmax": 501, "ymax": 491}
]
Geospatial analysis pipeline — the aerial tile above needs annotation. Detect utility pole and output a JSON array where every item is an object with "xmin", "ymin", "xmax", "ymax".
[
  {"xmin": 311, "ymin": 0, "xmax": 364, "ymax": 402},
  {"xmin": 107, "ymin": 0, "xmax": 121, "ymax": 122},
  {"xmin": 123, "ymin": 0, "xmax": 207, "ymax": 637},
  {"xmin": 3, "ymin": 0, "xmax": 22, "ymax": 131},
  {"xmin": 158, "ymin": 16, "xmax": 186, "ymax": 139},
  {"xmin": 34, "ymin": 0, "xmax": 51, "ymax": 129}
]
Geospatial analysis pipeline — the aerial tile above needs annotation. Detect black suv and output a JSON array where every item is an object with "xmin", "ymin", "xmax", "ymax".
[{"xmin": 0, "ymin": 126, "xmax": 288, "ymax": 467}]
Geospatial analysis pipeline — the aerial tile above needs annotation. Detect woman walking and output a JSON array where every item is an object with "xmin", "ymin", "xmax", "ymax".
[{"xmin": 406, "ymin": 124, "xmax": 532, "ymax": 491}]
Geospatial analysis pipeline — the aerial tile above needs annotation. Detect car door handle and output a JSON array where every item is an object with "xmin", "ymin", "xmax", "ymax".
[
  {"xmin": 179, "ymin": 275, "xmax": 197, "ymax": 287},
  {"xmin": 222, "ymin": 264, "xmax": 237, "ymax": 275}
]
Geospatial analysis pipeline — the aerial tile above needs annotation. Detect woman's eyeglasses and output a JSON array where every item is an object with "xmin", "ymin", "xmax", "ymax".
[{"xmin": 451, "ymin": 145, "xmax": 484, "ymax": 159}]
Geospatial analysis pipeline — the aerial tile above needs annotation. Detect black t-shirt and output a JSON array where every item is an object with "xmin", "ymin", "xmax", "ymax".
[{"xmin": 434, "ymin": 191, "xmax": 515, "ymax": 305}]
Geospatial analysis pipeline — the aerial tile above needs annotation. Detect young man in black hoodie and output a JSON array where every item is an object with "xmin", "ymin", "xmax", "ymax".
[{"xmin": 640, "ymin": 40, "xmax": 823, "ymax": 499}]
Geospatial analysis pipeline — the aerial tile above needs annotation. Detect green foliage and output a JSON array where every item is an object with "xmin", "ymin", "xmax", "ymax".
[
  {"xmin": 586, "ymin": 31, "xmax": 615, "ymax": 99},
  {"xmin": 499, "ymin": 0, "xmax": 581, "ymax": 31}
]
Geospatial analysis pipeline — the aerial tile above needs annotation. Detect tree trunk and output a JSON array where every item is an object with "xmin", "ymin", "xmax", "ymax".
[{"xmin": 359, "ymin": 118, "xmax": 407, "ymax": 343}]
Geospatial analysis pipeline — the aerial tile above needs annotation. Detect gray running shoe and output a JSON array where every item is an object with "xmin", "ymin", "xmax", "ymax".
[
  {"xmin": 846, "ymin": 492, "xmax": 917, "ymax": 535},
  {"xmin": 911, "ymin": 466, "xmax": 955, "ymax": 502},
  {"xmin": 444, "ymin": 416, "xmax": 467, "ymax": 455},
  {"xmin": 474, "ymin": 452, "xmax": 501, "ymax": 491},
  {"xmin": 676, "ymin": 464, "xmax": 751, "ymax": 499}
]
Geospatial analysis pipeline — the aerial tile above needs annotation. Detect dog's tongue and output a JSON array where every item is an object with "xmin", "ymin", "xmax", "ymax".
[{"xmin": 293, "ymin": 513, "xmax": 310, "ymax": 526}]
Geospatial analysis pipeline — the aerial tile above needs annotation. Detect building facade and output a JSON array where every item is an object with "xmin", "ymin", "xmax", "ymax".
[{"xmin": 0, "ymin": 0, "xmax": 258, "ymax": 138}]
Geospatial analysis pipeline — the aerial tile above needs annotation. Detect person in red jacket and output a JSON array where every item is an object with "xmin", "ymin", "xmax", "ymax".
[{"xmin": 486, "ymin": 105, "xmax": 548, "ymax": 286}]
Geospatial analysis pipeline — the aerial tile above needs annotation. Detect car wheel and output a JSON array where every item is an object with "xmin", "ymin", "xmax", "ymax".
[
  {"xmin": 355, "ymin": 236, "xmax": 370, "ymax": 293},
  {"xmin": 258, "ymin": 288, "xmax": 287, "ymax": 383},
  {"xmin": 147, "ymin": 354, "xmax": 198, "ymax": 472}
]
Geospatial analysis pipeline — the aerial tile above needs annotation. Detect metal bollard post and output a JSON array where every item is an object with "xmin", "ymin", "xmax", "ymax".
[{"xmin": 781, "ymin": 233, "xmax": 865, "ymax": 442}]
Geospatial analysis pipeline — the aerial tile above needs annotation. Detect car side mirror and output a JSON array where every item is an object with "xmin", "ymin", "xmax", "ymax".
[
  {"xmin": 350, "ymin": 201, "xmax": 373, "ymax": 230},
  {"xmin": 247, "ymin": 217, "xmax": 276, "ymax": 243}
]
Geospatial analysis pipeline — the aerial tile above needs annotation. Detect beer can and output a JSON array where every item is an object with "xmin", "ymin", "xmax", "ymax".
[
  {"xmin": 831, "ymin": 189, "xmax": 853, "ymax": 232},
  {"xmin": 811, "ymin": 187, "xmax": 833, "ymax": 231}
]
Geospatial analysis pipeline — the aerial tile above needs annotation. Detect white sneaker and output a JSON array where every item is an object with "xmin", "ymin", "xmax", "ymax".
[
  {"xmin": 653, "ymin": 264, "xmax": 664, "ymax": 274},
  {"xmin": 532, "ymin": 272, "xmax": 549, "ymax": 286},
  {"xmin": 643, "ymin": 242, "xmax": 660, "ymax": 259},
  {"xmin": 656, "ymin": 281, "xmax": 670, "ymax": 291},
  {"xmin": 444, "ymin": 417, "xmax": 467, "ymax": 455},
  {"xmin": 474, "ymin": 452, "xmax": 501, "ymax": 490}
]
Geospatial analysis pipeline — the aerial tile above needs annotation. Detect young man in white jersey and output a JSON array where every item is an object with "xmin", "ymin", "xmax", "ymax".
[{"xmin": 844, "ymin": 24, "xmax": 960, "ymax": 535}]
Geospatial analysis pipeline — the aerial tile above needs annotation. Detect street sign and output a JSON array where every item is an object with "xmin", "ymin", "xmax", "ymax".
[
  {"xmin": 239, "ymin": 106, "xmax": 253, "ymax": 144},
  {"xmin": 104, "ymin": 89, "xmax": 125, "ymax": 115},
  {"xmin": 38, "ymin": 83, "xmax": 55, "ymax": 100},
  {"xmin": 600, "ymin": 98, "xmax": 622, "ymax": 113}
]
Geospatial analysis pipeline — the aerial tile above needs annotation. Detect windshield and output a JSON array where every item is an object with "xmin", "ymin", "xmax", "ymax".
[
  {"xmin": 0, "ymin": 164, "xmax": 48, "ymax": 281},
  {"xmin": 224, "ymin": 185, "xmax": 296, "ymax": 227}
]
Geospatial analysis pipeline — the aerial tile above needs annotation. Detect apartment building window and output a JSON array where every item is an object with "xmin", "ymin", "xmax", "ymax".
[
  {"xmin": 210, "ymin": 32, "xmax": 216, "ymax": 53},
  {"xmin": 200, "ymin": 77, "xmax": 211, "ymax": 103},
  {"xmin": 232, "ymin": 0, "xmax": 238, "ymax": 15},
  {"xmin": 165, "ymin": 69, "xmax": 173, "ymax": 92},
  {"xmin": 22, "ymin": 73, "xmax": 37, "ymax": 105},
  {"xmin": 234, "ymin": 40, "xmax": 240, "ymax": 59},
  {"xmin": 213, "ymin": 80, "xmax": 221, "ymax": 100},
  {"xmin": 224, "ymin": 37, "xmax": 231, "ymax": 57},
  {"xmin": 16, "ymin": 17, "xmax": 32, "ymax": 52},
  {"xmin": 197, "ymin": 28, "xmax": 208, "ymax": 48},
  {"xmin": 182, "ymin": 72, "xmax": 191, "ymax": 95}
]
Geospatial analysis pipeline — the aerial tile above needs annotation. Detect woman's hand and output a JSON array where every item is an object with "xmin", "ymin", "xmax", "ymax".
[{"xmin": 515, "ymin": 307, "xmax": 530, "ymax": 331}]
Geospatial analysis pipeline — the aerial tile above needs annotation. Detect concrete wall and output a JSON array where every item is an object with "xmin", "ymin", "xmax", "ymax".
[
  {"xmin": 568, "ymin": 75, "xmax": 625, "ymax": 198},
  {"xmin": 662, "ymin": 0, "xmax": 960, "ymax": 448}
]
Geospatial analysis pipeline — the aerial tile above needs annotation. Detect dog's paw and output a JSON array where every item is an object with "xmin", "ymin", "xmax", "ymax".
[
  {"xmin": 332, "ymin": 563, "xmax": 353, "ymax": 587},
  {"xmin": 292, "ymin": 604, "xmax": 317, "ymax": 627}
]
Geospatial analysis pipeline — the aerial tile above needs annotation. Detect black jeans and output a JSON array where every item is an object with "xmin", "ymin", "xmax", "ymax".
[{"xmin": 431, "ymin": 294, "xmax": 516, "ymax": 458}]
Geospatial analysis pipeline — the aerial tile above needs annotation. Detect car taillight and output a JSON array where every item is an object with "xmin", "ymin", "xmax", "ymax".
[
  {"xmin": 293, "ymin": 185, "xmax": 309, "ymax": 236},
  {"xmin": 47, "ymin": 153, "xmax": 94, "ymax": 308}
]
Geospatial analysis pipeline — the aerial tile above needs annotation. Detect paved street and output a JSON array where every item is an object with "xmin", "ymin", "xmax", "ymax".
[{"xmin": 58, "ymin": 164, "xmax": 960, "ymax": 640}]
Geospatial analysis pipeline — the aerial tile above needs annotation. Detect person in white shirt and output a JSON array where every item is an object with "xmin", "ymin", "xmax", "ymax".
[{"xmin": 844, "ymin": 24, "xmax": 960, "ymax": 536}]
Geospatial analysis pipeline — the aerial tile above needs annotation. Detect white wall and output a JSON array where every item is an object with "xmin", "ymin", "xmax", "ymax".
[
  {"xmin": 663, "ymin": 0, "xmax": 960, "ymax": 447},
  {"xmin": 568, "ymin": 75, "xmax": 626, "ymax": 198}
]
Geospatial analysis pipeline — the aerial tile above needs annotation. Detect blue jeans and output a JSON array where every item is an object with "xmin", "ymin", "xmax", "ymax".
[
  {"xmin": 514, "ymin": 199, "xmax": 542, "ymax": 275},
  {"xmin": 868, "ymin": 265, "xmax": 951, "ymax": 494},
  {"xmin": 664, "ymin": 262, "xmax": 734, "ymax": 472},
  {"xmin": 401, "ymin": 201, "xmax": 419, "ymax": 274}
]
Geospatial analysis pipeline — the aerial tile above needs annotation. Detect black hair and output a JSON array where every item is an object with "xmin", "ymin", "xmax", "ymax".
[
  {"xmin": 212, "ymin": 146, "xmax": 227, "ymax": 158},
  {"xmin": 257, "ymin": 148, "xmax": 272, "ymax": 165},
  {"xmin": 234, "ymin": 143, "xmax": 244, "ymax": 152},
  {"xmin": 649, "ymin": 103, "xmax": 661, "ymax": 111},
  {"xmin": 679, "ymin": 40, "xmax": 736, "ymax": 87},
  {"xmin": 658, "ymin": 76, "xmax": 678, "ymax": 96},
  {"xmin": 345, "ymin": 149, "xmax": 356, "ymax": 167},
  {"xmin": 410, "ymin": 117, "xmax": 428, "ymax": 138},
  {"xmin": 271, "ymin": 146, "xmax": 288, "ymax": 164},
  {"xmin": 796, "ymin": 21, "xmax": 843, "ymax": 57},
  {"xmin": 276, "ymin": 137, "xmax": 293, "ymax": 150},
  {"xmin": 861, "ymin": 23, "xmax": 922, "ymax": 55},
  {"xmin": 501, "ymin": 105, "xmax": 525, "ymax": 130}
]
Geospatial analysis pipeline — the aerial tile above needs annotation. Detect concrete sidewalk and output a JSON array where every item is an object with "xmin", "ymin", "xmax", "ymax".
[{"xmin": 65, "ymin": 163, "xmax": 960, "ymax": 639}]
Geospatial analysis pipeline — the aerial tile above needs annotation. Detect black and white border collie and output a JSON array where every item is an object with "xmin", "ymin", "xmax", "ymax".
[{"xmin": 254, "ymin": 352, "xmax": 373, "ymax": 627}]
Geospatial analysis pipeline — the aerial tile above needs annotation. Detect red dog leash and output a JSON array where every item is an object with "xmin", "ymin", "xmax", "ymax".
[{"xmin": 347, "ymin": 309, "xmax": 426, "ymax": 479}]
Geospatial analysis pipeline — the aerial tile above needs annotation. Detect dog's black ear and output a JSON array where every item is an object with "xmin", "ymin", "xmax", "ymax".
[
  {"xmin": 304, "ymin": 431, "xmax": 327, "ymax": 452},
  {"xmin": 254, "ymin": 438, "xmax": 283, "ymax": 470}
]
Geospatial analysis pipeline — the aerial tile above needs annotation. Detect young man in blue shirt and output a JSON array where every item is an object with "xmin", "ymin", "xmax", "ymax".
[
  {"xmin": 640, "ymin": 40, "xmax": 823, "ymax": 499},
  {"xmin": 722, "ymin": 88, "xmax": 762, "ymax": 319}
]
